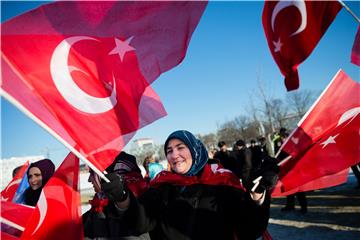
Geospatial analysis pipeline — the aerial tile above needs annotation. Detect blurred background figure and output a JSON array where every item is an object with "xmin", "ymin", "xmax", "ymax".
[
  {"xmin": 274, "ymin": 128, "xmax": 308, "ymax": 214},
  {"xmin": 143, "ymin": 155, "xmax": 164, "ymax": 180},
  {"xmin": 351, "ymin": 163, "xmax": 360, "ymax": 189}
]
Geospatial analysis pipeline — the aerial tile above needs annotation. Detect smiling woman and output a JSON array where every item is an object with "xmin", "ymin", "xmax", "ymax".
[
  {"xmin": 23, "ymin": 159, "xmax": 55, "ymax": 206},
  {"xmin": 100, "ymin": 130, "xmax": 280, "ymax": 240}
]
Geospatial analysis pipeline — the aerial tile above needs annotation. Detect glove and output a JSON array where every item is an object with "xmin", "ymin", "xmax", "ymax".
[
  {"xmin": 101, "ymin": 173, "xmax": 128, "ymax": 202},
  {"xmin": 249, "ymin": 156, "xmax": 279, "ymax": 193}
]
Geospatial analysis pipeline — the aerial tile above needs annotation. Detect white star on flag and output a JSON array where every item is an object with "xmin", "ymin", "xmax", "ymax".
[
  {"xmin": 109, "ymin": 36, "xmax": 135, "ymax": 62},
  {"xmin": 273, "ymin": 38, "xmax": 283, "ymax": 53},
  {"xmin": 320, "ymin": 134, "xmax": 339, "ymax": 149}
]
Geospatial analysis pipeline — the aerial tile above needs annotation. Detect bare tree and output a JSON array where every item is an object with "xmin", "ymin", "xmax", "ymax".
[
  {"xmin": 286, "ymin": 89, "xmax": 316, "ymax": 119},
  {"xmin": 197, "ymin": 133, "xmax": 217, "ymax": 150},
  {"xmin": 216, "ymin": 121, "xmax": 241, "ymax": 146},
  {"xmin": 269, "ymin": 98, "xmax": 289, "ymax": 129}
]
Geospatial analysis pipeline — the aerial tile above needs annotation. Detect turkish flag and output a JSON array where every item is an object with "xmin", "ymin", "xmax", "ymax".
[
  {"xmin": 21, "ymin": 153, "xmax": 83, "ymax": 240},
  {"xmin": 262, "ymin": 1, "xmax": 342, "ymax": 91},
  {"xmin": 1, "ymin": 161, "xmax": 29, "ymax": 202},
  {"xmin": 280, "ymin": 70, "xmax": 360, "ymax": 158},
  {"xmin": 1, "ymin": 1, "xmax": 206, "ymax": 171},
  {"xmin": 351, "ymin": 26, "xmax": 360, "ymax": 66},
  {"xmin": 276, "ymin": 70, "xmax": 360, "ymax": 193},
  {"xmin": 1, "ymin": 200, "xmax": 35, "ymax": 237}
]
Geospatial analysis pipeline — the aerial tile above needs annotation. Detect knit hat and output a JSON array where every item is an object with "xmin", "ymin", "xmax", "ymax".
[
  {"xmin": 164, "ymin": 130, "xmax": 208, "ymax": 176},
  {"xmin": 27, "ymin": 159, "xmax": 55, "ymax": 186},
  {"xmin": 106, "ymin": 151, "xmax": 141, "ymax": 175}
]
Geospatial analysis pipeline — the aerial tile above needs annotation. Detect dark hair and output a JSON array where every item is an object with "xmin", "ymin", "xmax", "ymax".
[
  {"xmin": 250, "ymin": 139, "xmax": 256, "ymax": 144},
  {"xmin": 217, "ymin": 141, "xmax": 226, "ymax": 148},
  {"xmin": 235, "ymin": 140, "xmax": 245, "ymax": 147},
  {"xmin": 280, "ymin": 128, "xmax": 287, "ymax": 133}
]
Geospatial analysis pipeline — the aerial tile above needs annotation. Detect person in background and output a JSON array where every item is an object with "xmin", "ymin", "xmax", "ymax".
[
  {"xmin": 214, "ymin": 141, "xmax": 236, "ymax": 173},
  {"xmin": 23, "ymin": 159, "xmax": 55, "ymax": 206},
  {"xmin": 143, "ymin": 155, "xmax": 164, "ymax": 180},
  {"xmin": 275, "ymin": 128, "xmax": 308, "ymax": 214},
  {"xmin": 83, "ymin": 151, "xmax": 150, "ymax": 240},
  {"xmin": 231, "ymin": 139, "xmax": 253, "ymax": 189},
  {"xmin": 351, "ymin": 163, "xmax": 360, "ymax": 189},
  {"xmin": 207, "ymin": 148, "xmax": 220, "ymax": 164},
  {"xmin": 258, "ymin": 137, "xmax": 269, "ymax": 158},
  {"xmin": 101, "ymin": 130, "xmax": 279, "ymax": 240},
  {"xmin": 12, "ymin": 165, "xmax": 23, "ymax": 178}
]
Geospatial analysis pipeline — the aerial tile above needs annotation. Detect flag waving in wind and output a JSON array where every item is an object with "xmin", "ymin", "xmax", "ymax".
[
  {"xmin": 262, "ymin": 1, "xmax": 342, "ymax": 91},
  {"xmin": 1, "ymin": 1, "xmax": 207, "ymax": 172},
  {"xmin": 21, "ymin": 153, "xmax": 83, "ymax": 240},
  {"xmin": 1, "ymin": 161, "xmax": 29, "ymax": 202},
  {"xmin": 276, "ymin": 70, "xmax": 360, "ymax": 193}
]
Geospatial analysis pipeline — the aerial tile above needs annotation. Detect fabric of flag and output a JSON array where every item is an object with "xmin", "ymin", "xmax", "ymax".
[
  {"xmin": 262, "ymin": 1, "xmax": 342, "ymax": 91},
  {"xmin": 276, "ymin": 70, "xmax": 359, "ymax": 193},
  {"xmin": 351, "ymin": 25, "xmax": 360, "ymax": 66},
  {"xmin": 21, "ymin": 153, "xmax": 83, "ymax": 240},
  {"xmin": 272, "ymin": 168, "xmax": 349, "ymax": 197},
  {"xmin": 0, "ymin": 200, "xmax": 35, "ymax": 238},
  {"xmin": 1, "ymin": 161, "xmax": 29, "ymax": 202},
  {"xmin": 1, "ymin": 1, "xmax": 206, "ymax": 171}
]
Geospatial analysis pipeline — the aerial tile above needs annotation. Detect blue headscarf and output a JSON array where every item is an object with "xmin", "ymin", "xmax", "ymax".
[{"xmin": 164, "ymin": 130, "xmax": 208, "ymax": 176}]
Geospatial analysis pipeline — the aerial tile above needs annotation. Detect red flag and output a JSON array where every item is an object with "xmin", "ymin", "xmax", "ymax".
[
  {"xmin": 1, "ymin": 1, "xmax": 206, "ymax": 171},
  {"xmin": 351, "ymin": 26, "xmax": 360, "ymax": 66},
  {"xmin": 1, "ymin": 200, "xmax": 35, "ymax": 237},
  {"xmin": 262, "ymin": 1, "xmax": 342, "ymax": 91},
  {"xmin": 21, "ymin": 153, "xmax": 83, "ymax": 240},
  {"xmin": 1, "ymin": 161, "xmax": 29, "ymax": 202},
  {"xmin": 272, "ymin": 169, "xmax": 349, "ymax": 197},
  {"xmin": 277, "ymin": 70, "xmax": 360, "ymax": 193}
]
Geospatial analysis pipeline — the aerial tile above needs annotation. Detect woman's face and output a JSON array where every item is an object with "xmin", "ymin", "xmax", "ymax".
[
  {"xmin": 166, "ymin": 139, "xmax": 193, "ymax": 175},
  {"xmin": 28, "ymin": 167, "xmax": 43, "ymax": 190}
]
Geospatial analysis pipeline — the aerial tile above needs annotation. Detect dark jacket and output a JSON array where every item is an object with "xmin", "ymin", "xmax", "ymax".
[
  {"xmin": 83, "ymin": 203, "xmax": 150, "ymax": 240},
  {"xmin": 230, "ymin": 148, "xmax": 253, "ymax": 189},
  {"xmin": 126, "ymin": 183, "xmax": 270, "ymax": 240}
]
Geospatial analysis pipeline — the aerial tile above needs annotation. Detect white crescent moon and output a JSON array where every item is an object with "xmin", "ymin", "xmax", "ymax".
[
  {"xmin": 32, "ymin": 191, "xmax": 47, "ymax": 235},
  {"xmin": 50, "ymin": 36, "xmax": 117, "ymax": 114},
  {"xmin": 337, "ymin": 107, "xmax": 360, "ymax": 126},
  {"xmin": 4, "ymin": 178, "xmax": 21, "ymax": 192},
  {"xmin": 271, "ymin": 0, "xmax": 307, "ymax": 37}
]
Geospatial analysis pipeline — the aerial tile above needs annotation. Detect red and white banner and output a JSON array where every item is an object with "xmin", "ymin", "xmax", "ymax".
[
  {"xmin": 262, "ymin": 1, "xmax": 342, "ymax": 91},
  {"xmin": 1, "ymin": 200, "xmax": 35, "ymax": 238},
  {"xmin": 275, "ymin": 70, "xmax": 360, "ymax": 193},
  {"xmin": 1, "ymin": 161, "xmax": 29, "ymax": 202},
  {"xmin": 21, "ymin": 153, "xmax": 83, "ymax": 240},
  {"xmin": 1, "ymin": 1, "xmax": 206, "ymax": 171}
]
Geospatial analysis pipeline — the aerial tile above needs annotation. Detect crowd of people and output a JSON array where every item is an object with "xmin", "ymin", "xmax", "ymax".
[{"xmin": 6, "ymin": 127, "xmax": 360, "ymax": 239}]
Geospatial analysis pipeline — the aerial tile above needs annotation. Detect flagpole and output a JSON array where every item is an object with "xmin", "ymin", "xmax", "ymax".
[
  {"xmin": 0, "ymin": 90, "xmax": 110, "ymax": 183},
  {"xmin": 275, "ymin": 69, "xmax": 343, "ymax": 163},
  {"xmin": 338, "ymin": 0, "xmax": 360, "ymax": 23}
]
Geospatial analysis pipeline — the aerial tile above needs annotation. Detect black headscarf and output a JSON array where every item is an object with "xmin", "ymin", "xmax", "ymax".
[{"xmin": 24, "ymin": 159, "xmax": 55, "ymax": 206}]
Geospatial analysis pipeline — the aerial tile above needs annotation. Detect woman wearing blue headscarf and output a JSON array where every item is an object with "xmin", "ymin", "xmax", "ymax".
[{"xmin": 102, "ymin": 130, "xmax": 278, "ymax": 240}]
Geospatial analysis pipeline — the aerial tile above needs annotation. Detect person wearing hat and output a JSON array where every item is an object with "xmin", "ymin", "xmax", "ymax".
[
  {"xmin": 101, "ymin": 130, "xmax": 279, "ymax": 240},
  {"xmin": 23, "ymin": 158, "xmax": 55, "ymax": 206},
  {"xmin": 83, "ymin": 151, "xmax": 150, "ymax": 240}
]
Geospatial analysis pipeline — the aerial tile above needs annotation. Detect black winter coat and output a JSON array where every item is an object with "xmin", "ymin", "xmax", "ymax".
[
  {"xmin": 126, "ymin": 183, "xmax": 270, "ymax": 240},
  {"xmin": 83, "ymin": 204, "xmax": 150, "ymax": 240}
]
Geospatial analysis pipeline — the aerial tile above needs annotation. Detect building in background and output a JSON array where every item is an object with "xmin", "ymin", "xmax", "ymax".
[
  {"xmin": 130, "ymin": 138, "xmax": 155, "ymax": 153},
  {"xmin": 1, "ymin": 155, "xmax": 44, "ymax": 189}
]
